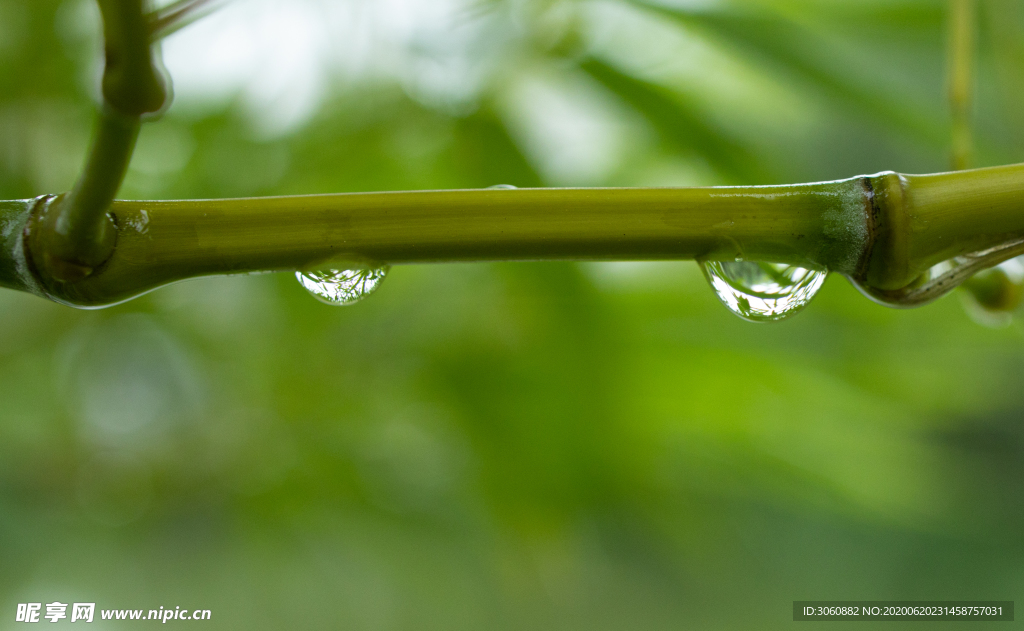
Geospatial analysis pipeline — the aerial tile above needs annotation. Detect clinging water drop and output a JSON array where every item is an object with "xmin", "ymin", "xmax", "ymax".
[
  {"xmin": 701, "ymin": 260, "xmax": 827, "ymax": 322},
  {"xmin": 296, "ymin": 266, "xmax": 390, "ymax": 305}
]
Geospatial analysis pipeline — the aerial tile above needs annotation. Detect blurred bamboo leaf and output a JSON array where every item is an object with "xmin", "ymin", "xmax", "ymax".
[
  {"xmin": 629, "ymin": 1, "xmax": 948, "ymax": 145},
  {"xmin": 579, "ymin": 58, "xmax": 763, "ymax": 183}
]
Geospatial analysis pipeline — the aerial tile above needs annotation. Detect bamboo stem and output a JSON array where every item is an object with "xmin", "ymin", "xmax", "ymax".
[
  {"xmin": 949, "ymin": 0, "xmax": 976, "ymax": 171},
  {"xmin": 5, "ymin": 164, "xmax": 1024, "ymax": 308},
  {"xmin": 35, "ymin": 111, "xmax": 139, "ymax": 283},
  {"xmin": 19, "ymin": 179, "xmax": 872, "ymax": 307},
  {"xmin": 35, "ymin": 0, "xmax": 166, "ymax": 284}
]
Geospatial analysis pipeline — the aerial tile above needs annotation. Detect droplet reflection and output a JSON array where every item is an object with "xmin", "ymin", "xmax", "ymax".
[
  {"xmin": 701, "ymin": 260, "xmax": 827, "ymax": 322},
  {"xmin": 296, "ymin": 266, "xmax": 389, "ymax": 305}
]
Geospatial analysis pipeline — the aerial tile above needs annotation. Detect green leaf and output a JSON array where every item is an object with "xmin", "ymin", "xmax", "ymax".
[
  {"xmin": 579, "ymin": 58, "xmax": 763, "ymax": 183},
  {"xmin": 629, "ymin": 1, "xmax": 947, "ymax": 145}
]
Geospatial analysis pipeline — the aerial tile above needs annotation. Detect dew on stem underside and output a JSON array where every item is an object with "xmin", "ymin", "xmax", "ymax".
[
  {"xmin": 701, "ymin": 260, "xmax": 827, "ymax": 322},
  {"xmin": 296, "ymin": 266, "xmax": 389, "ymax": 305}
]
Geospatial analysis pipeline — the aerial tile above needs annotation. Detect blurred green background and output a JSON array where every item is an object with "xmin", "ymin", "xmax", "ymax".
[{"xmin": 3, "ymin": 0, "xmax": 1024, "ymax": 628}]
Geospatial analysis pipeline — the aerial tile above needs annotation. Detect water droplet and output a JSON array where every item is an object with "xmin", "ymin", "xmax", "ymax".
[
  {"xmin": 487, "ymin": 184, "xmax": 517, "ymax": 189},
  {"xmin": 295, "ymin": 266, "xmax": 389, "ymax": 305},
  {"xmin": 127, "ymin": 209, "xmax": 150, "ymax": 234},
  {"xmin": 701, "ymin": 260, "xmax": 827, "ymax": 322}
]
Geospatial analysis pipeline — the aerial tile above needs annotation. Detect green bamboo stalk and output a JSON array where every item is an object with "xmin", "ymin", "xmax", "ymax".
[
  {"xmin": 4, "ymin": 163, "xmax": 1024, "ymax": 309},
  {"xmin": 1, "ymin": 179, "xmax": 867, "ymax": 307},
  {"xmin": 856, "ymin": 164, "xmax": 1024, "ymax": 304}
]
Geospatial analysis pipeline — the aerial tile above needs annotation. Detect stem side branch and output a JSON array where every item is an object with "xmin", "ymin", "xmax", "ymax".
[{"xmin": 33, "ymin": 0, "xmax": 167, "ymax": 284}]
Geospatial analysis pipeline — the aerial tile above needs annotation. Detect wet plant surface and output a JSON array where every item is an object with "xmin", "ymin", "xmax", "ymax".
[{"xmin": 3, "ymin": 0, "xmax": 1024, "ymax": 629}]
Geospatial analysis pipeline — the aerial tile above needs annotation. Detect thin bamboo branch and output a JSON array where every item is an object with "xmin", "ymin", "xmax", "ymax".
[
  {"xmin": 3, "ymin": 163, "xmax": 1024, "ymax": 309},
  {"xmin": 35, "ymin": 0, "xmax": 166, "ymax": 284},
  {"xmin": 949, "ymin": 0, "xmax": 976, "ymax": 171},
  {"xmin": 3, "ymin": 179, "xmax": 870, "ymax": 307}
]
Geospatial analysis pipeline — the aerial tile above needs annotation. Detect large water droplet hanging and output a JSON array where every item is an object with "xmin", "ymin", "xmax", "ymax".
[
  {"xmin": 701, "ymin": 260, "xmax": 827, "ymax": 322},
  {"xmin": 296, "ymin": 266, "xmax": 390, "ymax": 305}
]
